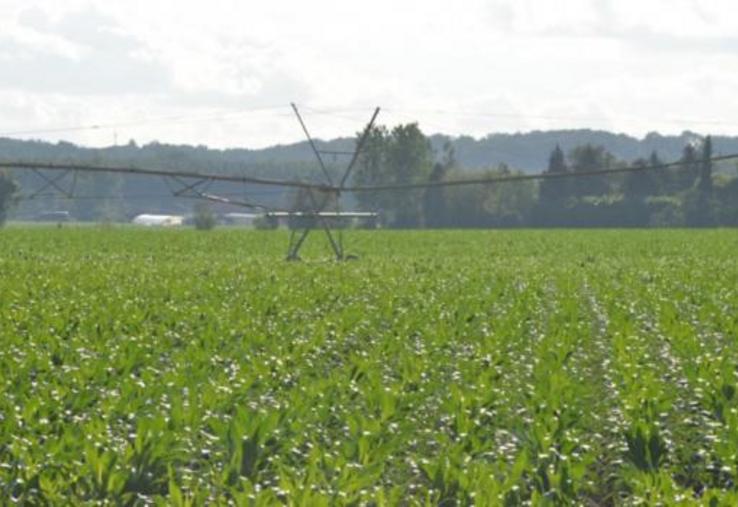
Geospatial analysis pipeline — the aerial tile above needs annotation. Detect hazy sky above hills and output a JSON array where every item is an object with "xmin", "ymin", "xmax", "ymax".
[{"xmin": 1, "ymin": 0, "xmax": 737, "ymax": 148}]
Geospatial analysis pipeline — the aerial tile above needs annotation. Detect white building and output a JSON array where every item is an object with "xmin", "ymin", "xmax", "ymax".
[{"xmin": 132, "ymin": 214, "xmax": 184, "ymax": 227}]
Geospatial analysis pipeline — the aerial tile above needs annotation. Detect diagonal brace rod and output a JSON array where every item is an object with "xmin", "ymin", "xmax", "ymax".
[
  {"xmin": 29, "ymin": 169, "xmax": 72, "ymax": 199},
  {"xmin": 291, "ymin": 103, "xmax": 334, "ymax": 186}
]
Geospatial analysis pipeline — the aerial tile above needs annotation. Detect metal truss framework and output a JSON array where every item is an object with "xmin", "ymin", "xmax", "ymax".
[
  {"xmin": 1, "ymin": 104, "xmax": 382, "ymax": 261},
  {"xmin": 285, "ymin": 103, "xmax": 381, "ymax": 260}
]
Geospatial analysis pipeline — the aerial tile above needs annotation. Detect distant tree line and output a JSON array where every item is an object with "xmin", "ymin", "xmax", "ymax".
[
  {"xmin": 1, "ymin": 127, "xmax": 737, "ymax": 228},
  {"xmin": 529, "ymin": 137, "xmax": 736, "ymax": 227},
  {"xmin": 351, "ymin": 127, "xmax": 738, "ymax": 228}
]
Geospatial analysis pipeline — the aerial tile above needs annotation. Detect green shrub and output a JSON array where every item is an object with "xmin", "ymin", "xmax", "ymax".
[{"xmin": 193, "ymin": 203, "xmax": 216, "ymax": 230}]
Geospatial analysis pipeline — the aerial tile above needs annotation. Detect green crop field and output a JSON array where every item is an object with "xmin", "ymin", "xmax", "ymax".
[{"xmin": 1, "ymin": 228, "xmax": 737, "ymax": 505}]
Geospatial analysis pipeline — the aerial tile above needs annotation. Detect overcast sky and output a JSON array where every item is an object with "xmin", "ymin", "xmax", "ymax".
[{"xmin": 1, "ymin": 0, "xmax": 737, "ymax": 148}]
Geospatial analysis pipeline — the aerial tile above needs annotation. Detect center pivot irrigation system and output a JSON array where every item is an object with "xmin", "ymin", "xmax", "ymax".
[{"xmin": 2, "ymin": 104, "xmax": 738, "ymax": 261}]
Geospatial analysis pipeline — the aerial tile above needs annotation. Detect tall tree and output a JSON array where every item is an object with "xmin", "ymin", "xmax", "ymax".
[
  {"xmin": 0, "ymin": 171, "xmax": 18, "ymax": 226},
  {"xmin": 689, "ymin": 135, "xmax": 715, "ymax": 226},
  {"xmin": 386, "ymin": 124, "xmax": 433, "ymax": 227},
  {"xmin": 568, "ymin": 144, "xmax": 613, "ymax": 197},
  {"xmin": 698, "ymin": 135, "xmax": 713, "ymax": 196},
  {"xmin": 538, "ymin": 144, "xmax": 569, "ymax": 204},
  {"xmin": 353, "ymin": 123, "xmax": 432, "ymax": 227},
  {"xmin": 352, "ymin": 125, "xmax": 389, "ymax": 213},
  {"xmin": 675, "ymin": 143, "xmax": 699, "ymax": 192},
  {"xmin": 423, "ymin": 141, "xmax": 455, "ymax": 228}
]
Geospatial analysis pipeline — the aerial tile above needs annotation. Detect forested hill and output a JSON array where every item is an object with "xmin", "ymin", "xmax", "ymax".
[
  {"xmin": 3, "ymin": 129, "xmax": 738, "ymax": 174},
  {"xmin": 430, "ymin": 130, "xmax": 738, "ymax": 172}
]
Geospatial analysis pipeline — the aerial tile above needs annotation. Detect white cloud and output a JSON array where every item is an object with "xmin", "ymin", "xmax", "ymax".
[{"xmin": 0, "ymin": 0, "xmax": 737, "ymax": 148}]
